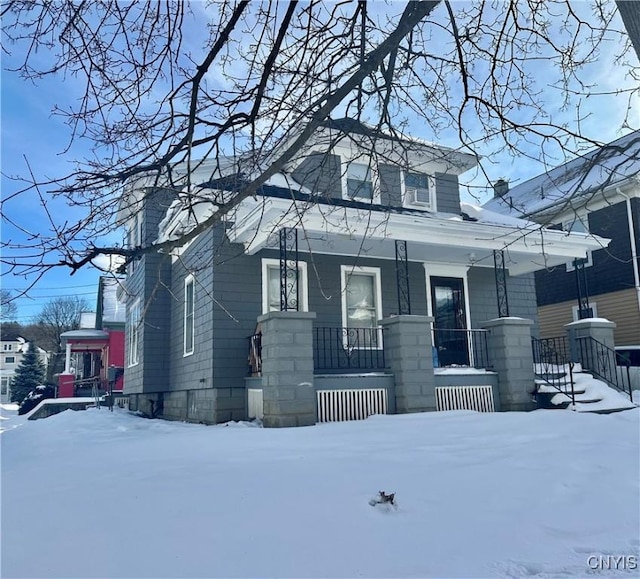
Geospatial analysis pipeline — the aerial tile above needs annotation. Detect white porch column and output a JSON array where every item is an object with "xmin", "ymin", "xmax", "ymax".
[{"xmin": 64, "ymin": 342, "xmax": 72, "ymax": 373}]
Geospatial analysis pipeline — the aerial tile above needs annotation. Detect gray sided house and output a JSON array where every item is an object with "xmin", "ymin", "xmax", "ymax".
[
  {"xmin": 483, "ymin": 130, "xmax": 640, "ymax": 357},
  {"xmin": 119, "ymin": 119, "xmax": 602, "ymax": 426}
]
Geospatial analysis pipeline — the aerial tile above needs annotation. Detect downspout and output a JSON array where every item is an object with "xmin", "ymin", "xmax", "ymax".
[{"xmin": 616, "ymin": 187, "xmax": 640, "ymax": 314}]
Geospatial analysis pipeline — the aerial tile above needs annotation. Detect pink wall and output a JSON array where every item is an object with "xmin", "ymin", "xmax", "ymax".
[
  {"xmin": 107, "ymin": 330, "xmax": 125, "ymax": 367},
  {"xmin": 58, "ymin": 374, "xmax": 74, "ymax": 398},
  {"xmin": 106, "ymin": 329, "xmax": 125, "ymax": 392}
]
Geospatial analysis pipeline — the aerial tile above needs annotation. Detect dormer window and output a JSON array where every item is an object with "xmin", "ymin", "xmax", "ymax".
[
  {"xmin": 346, "ymin": 162, "xmax": 374, "ymax": 201},
  {"xmin": 403, "ymin": 172, "xmax": 435, "ymax": 209}
]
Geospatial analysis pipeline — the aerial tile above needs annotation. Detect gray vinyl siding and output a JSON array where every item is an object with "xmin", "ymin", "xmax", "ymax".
[
  {"xmin": 379, "ymin": 164, "xmax": 402, "ymax": 206},
  {"xmin": 301, "ymin": 253, "xmax": 429, "ymax": 324},
  {"xmin": 435, "ymin": 173, "xmax": 461, "ymax": 214},
  {"xmin": 123, "ymin": 188, "xmax": 175, "ymax": 396},
  {"xmin": 290, "ymin": 154, "xmax": 462, "ymax": 214},
  {"xmin": 291, "ymin": 153, "xmax": 342, "ymax": 199},
  {"xmin": 168, "ymin": 229, "xmax": 215, "ymax": 392},
  {"xmin": 210, "ymin": 228, "xmax": 263, "ymax": 391},
  {"xmin": 140, "ymin": 254, "xmax": 172, "ymax": 392},
  {"xmin": 467, "ymin": 266, "xmax": 538, "ymax": 332},
  {"xmin": 208, "ymin": 242, "xmax": 430, "ymax": 389}
]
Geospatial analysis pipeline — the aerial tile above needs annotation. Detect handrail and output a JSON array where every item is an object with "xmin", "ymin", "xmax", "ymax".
[
  {"xmin": 531, "ymin": 336, "xmax": 576, "ymax": 405},
  {"xmin": 576, "ymin": 336, "xmax": 633, "ymax": 401}
]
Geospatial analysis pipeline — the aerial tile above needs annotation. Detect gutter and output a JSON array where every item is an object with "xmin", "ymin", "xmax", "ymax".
[{"xmin": 616, "ymin": 186, "xmax": 640, "ymax": 314}]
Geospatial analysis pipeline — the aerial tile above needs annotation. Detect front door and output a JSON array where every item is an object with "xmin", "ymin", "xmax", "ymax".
[{"xmin": 430, "ymin": 277, "xmax": 469, "ymax": 366}]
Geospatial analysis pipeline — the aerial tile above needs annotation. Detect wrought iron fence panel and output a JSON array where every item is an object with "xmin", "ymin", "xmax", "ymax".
[
  {"xmin": 433, "ymin": 328, "xmax": 491, "ymax": 369},
  {"xmin": 314, "ymin": 327, "xmax": 386, "ymax": 371}
]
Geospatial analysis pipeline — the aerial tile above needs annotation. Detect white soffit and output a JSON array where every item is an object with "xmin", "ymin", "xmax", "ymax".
[{"xmin": 228, "ymin": 197, "xmax": 607, "ymax": 275}]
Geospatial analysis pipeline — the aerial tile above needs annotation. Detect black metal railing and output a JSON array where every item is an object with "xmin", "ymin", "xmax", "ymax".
[
  {"xmin": 576, "ymin": 336, "xmax": 633, "ymax": 400},
  {"xmin": 433, "ymin": 328, "xmax": 491, "ymax": 369},
  {"xmin": 531, "ymin": 336, "xmax": 575, "ymax": 405},
  {"xmin": 314, "ymin": 327, "xmax": 386, "ymax": 372},
  {"xmin": 248, "ymin": 333, "xmax": 262, "ymax": 376}
]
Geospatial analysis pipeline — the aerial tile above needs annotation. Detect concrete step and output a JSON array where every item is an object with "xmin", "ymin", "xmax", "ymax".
[{"xmin": 535, "ymin": 381, "xmax": 586, "ymax": 395}]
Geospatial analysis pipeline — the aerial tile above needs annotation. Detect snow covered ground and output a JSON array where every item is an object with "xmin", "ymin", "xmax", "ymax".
[{"xmin": 2, "ymin": 405, "xmax": 639, "ymax": 578}]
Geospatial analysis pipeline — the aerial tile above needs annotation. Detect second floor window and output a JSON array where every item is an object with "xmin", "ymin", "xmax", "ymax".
[
  {"xmin": 5, "ymin": 356, "xmax": 15, "ymax": 364},
  {"xmin": 346, "ymin": 162, "xmax": 373, "ymax": 200},
  {"xmin": 404, "ymin": 172, "xmax": 434, "ymax": 208}
]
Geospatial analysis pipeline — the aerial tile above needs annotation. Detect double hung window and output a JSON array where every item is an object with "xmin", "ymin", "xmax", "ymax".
[
  {"xmin": 341, "ymin": 266, "xmax": 383, "ymax": 348},
  {"xmin": 184, "ymin": 276, "xmax": 195, "ymax": 356},
  {"xmin": 127, "ymin": 299, "xmax": 141, "ymax": 366},
  {"xmin": 346, "ymin": 162, "xmax": 374, "ymax": 201}
]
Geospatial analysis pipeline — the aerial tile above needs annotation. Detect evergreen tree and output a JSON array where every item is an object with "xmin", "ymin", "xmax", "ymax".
[{"xmin": 10, "ymin": 342, "xmax": 46, "ymax": 403}]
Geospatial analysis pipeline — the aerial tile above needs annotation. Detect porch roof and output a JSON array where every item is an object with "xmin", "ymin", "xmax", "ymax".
[
  {"xmin": 227, "ymin": 196, "xmax": 607, "ymax": 276},
  {"xmin": 60, "ymin": 330, "xmax": 109, "ymax": 351}
]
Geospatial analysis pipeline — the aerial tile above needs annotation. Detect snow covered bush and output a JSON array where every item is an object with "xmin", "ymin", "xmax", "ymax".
[{"xmin": 18, "ymin": 384, "xmax": 55, "ymax": 415}]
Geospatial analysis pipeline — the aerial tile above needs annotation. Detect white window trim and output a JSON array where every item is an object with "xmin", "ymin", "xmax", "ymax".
[
  {"xmin": 261, "ymin": 258, "xmax": 309, "ymax": 314},
  {"xmin": 184, "ymin": 275, "xmax": 195, "ymax": 357},
  {"xmin": 340, "ymin": 265, "xmax": 384, "ymax": 350},
  {"xmin": 402, "ymin": 170, "xmax": 437, "ymax": 211},
  {"xmin": 423, "ymin": 263, "xmax": 475, "ymax": 367},
  {"xmin": 127, "ymin": 299, "xmax": 141, "ymax": 367},
  {"xmin": 572, "ymin": 302, "xmax": 598, "ymax": 322},
  {"xmin": 5, "ymin": 356, "xmax": 15, "ymax": 364},
  {"xmin": 423, "ymin": 264, "xmax": 472, "ymax": 331},
  {"xmin": 341, "ymin": 159, "xmax": 381, "ymax": 204},
  {"xmin": 566, "ymin": 250, "xmax": 593, "ymax": 272}
]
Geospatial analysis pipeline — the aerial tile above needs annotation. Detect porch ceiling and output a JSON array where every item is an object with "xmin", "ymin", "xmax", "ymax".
[{"xmin": 228, "ymin": 198, "xmax": 607, "ymax": 275}]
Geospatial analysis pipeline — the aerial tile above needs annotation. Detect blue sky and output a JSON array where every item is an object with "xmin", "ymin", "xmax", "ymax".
[{"xmin": 1, "ymin": 2, "xmax": 638, "ymax": 324}]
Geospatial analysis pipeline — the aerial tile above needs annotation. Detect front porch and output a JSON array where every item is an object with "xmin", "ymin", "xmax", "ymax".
[
  {"xmin": 246, "ymin": 311, "xmax": 514, "ymax": 427},
  {"xmin": 230, "ymin": 209, "xmax": 602, "ymax": 426},
  {"xmin": 58, "ymin": 329, "xmax": 124, "ymax": 399}
]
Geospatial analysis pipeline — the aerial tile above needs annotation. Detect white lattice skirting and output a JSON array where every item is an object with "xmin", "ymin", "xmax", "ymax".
[
  {"xmin": 247, "ymin": 388, "xmax": 264, "ymax": 420},
  {"xmin": 317, "ymin": 388, "xmax": 388, "ymax": 423},
  {"xmin": 435, "ymin": 385, "xmax": 495, "ymax": 412}
]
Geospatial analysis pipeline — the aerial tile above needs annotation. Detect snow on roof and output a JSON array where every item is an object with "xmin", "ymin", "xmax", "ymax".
[
  {"xmin": 459, "ymin": 202, "xmax": 538, "ymax": 228},
  {"xmin": 60, "ymin": 329, "xmax": 109, "ymax": 341},
  {"xmin": 484, "ymin": 130, "xmax": 640, "ymax": 218}
]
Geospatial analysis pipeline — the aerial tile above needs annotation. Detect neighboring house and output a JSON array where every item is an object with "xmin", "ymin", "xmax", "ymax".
[
  {"xmin": 119, "ymin": 118, "xmax": 602, "ymax": 426},
  {"xmin": 0, "ymin": 330, "xmax": 48, "ymax": 404},
  {"xmin": 483, "ymin": 131, "xmax": 640, "ymax": 359},
  {"xmin": 58, "ymin": 276, "xmax": 126, "ymax": 398}
]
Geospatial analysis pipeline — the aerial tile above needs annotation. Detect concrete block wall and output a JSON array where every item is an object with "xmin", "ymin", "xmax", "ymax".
[
  {"xmin": 565, "ymin": 318, "xmax": 617, "ymax": 374},
  {"xmin": 155, "ymin": 388, "xmax": 245, "ymax": 424},
  {"xmin": 379, "ymin": 315, "xmax": 436, "ymax": 413},
  {"xmin": 482, "ymin": 317, "xmax": 536, "ymax": 411},
  {"xmin": 258, "ymin": 311, "xmax": 316, "ymax": 428}
]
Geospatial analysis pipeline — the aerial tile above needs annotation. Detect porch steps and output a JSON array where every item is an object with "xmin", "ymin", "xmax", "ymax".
[{"xmin": 534, "ymin": 371, "xmax": 637, "ymax": 414}]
